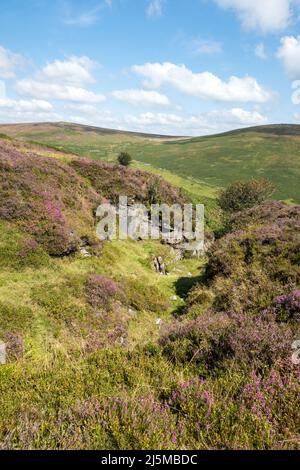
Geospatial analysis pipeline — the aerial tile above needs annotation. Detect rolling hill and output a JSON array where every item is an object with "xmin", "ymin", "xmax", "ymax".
[{"xmin": 0, "ymin": 122, "xmax": 300, "ymax": 203}]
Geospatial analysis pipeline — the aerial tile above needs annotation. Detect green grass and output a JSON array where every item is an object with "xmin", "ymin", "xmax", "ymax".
[{"xmin": 0, "ymin": 229, "xmax": 203, "ymax": 360}]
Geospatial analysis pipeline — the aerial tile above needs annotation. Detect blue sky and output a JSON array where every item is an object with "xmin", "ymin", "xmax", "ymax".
[{"xmin": 1, "ymin": 0, "xmax": 300, "ymax": 135}]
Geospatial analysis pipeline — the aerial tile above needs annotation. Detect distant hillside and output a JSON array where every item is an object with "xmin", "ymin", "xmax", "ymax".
[
  {"xmin": 0, "ymin": 121, "xmax": 182, "ymax": 140},
  {"xmin": 1, "ymin": 122, "xmax": 300, "ymax": 203}
]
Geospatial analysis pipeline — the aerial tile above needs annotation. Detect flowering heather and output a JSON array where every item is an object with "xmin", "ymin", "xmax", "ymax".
[
  {"xmin": 160, "ymin": 312, "xmax": 233, "ymax": 367},
  {"xmin": 85, "ymin": 274, "xmax": 122, "ymax": 309},
  {"xmin": 72, "ymin": 394, "xmax": 178, "ymax": 449},
  {"xmin": 17, "ymin": 239, "xmax": 39, "ymax": 257},
  {"xmin": 227, "ymin": 312, "xmax": 293, "ymax": 366},
  {"xmin": 70, "ymin": 158, "xmax": 186, "ymax": 206},
  {"xmin": 0, "ymin": 140, "xmax": 99, "ymax": 255},
  {"xmin": 273, "ymin": 289, "xmax": 300, "ymax": 322},
  {"xmin": 44, "ymin": 200, "xmax": 65, "ymax": 223},
  {"xmin": 240, "ymin": 359, "xmax": 300, "ymax": 436}
]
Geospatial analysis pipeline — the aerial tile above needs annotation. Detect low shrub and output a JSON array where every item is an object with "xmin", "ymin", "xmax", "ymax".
[
  {"xmin": 268, "ymin": 289, "xmax": 300, "ymax": 322},
  {"xmin": 85, "ymin": 275, "xmax": 122, "ymax": 309},
  {"xmin": 218, "ymin": 178, "xmax": 275, "ymax": 213},
  {"xmin": 160, "ymin": 312, "xmax": 233, "ymax": 368},
  {"xmin": 160, "ymin": 310, "xmax": 296, "ymax": 369}
]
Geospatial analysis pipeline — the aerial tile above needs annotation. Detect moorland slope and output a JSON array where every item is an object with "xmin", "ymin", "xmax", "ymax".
[{"xmin": 0, "ymin": 133, "xmax": 299, "ymax": 450}]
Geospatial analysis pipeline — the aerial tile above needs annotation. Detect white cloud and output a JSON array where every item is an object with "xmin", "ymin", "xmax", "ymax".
[
  {"xmin": 0, "ymin": 45, "xmax": 24, "ymax": 79},
  {"xmin": 255, "ymin": 43, "xmax": 267, "ymax": 59},
  {"xmin": 0, "ymin": 97, "xmax": 58, "ymax": 123},
  {"xmin": 126, "ymin": 112, "xmax": 183, "ymax": 127},
  {"xmin": 64, "ymin": 103, "xmax": 100, "ymax": 114},
  {"xmin": 111, "ymin": 89, "xmax": 170, "ymax": 106},
  {"xmin": 277, "ymin": 36, "xmax": 300, "ymax": 79},
  {"xmin": 291, "ymin": 80, "xmax": 300, "ymax": 104},
  {"xmin": 214, "ymin": 0, "xmax": 293, "ymax": 33},
  {"xmin": 0, "ymin": 110, "xmax": 62, "ymax": 124},
  {"xmin": 191, "ymin": 39, "xmax": 223, "ymax": 55},
  {"xmin": 15, "ymin": 79, "xmax": 106, "ymax": 103},
  {"xmin": 0, "ymin": 98, "xmax": 53, "ymax": 112},
  {"xmin": 62, "ymin": 4, "xmax": 103, "ymax": 27},
  {"xmin": 64, "ymin": 105, "xmax": 121, "ymax": 128},
  {"xmin": 37, "ymin": 56, "xmax": 97, "ymax": 86},
  {"xmin": 215, "ymin": 107, "xmax": 268, "ymax": 125},
  {"xmin": 132, "ymin": 62, "xmax": 273, "ymax": 103},
  {"xmin": 147, "ymin": 0, "xmax": 164, "ymax": 18},
  {"xmin": 124, "ymin": 108, "xmax": 268, "ymax": 135},
  {"xmin": 15, "ymin": 55, "xmax": 104, "ymax": 103}
]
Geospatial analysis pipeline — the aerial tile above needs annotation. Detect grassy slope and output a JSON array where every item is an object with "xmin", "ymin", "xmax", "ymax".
[{"xmin": 1, "ymin": 122, "xmax": 300, "ymax": 203}]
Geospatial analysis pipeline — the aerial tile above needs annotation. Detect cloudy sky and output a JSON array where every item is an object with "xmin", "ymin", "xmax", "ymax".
[{"xmin": 1, "ymin": 0, "xmax": 300, "ymax": 135}]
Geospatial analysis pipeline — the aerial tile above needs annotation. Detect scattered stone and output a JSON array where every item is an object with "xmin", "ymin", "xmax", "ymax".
[
  {"xmin": 170, "ymin": 295, "xmax": 178, "ymax": 301},
  {"xmin": 80, "ymin": 247, "xmax": 92, "ymax": 257},
  {"xmin": 0, "ymin": 341, "xmax": 6, "ymax": 365},
  {"xmin": 128, "ymin": 308, "xmax": 137, "ymax": 318},
  {"xmin": 187, "ymin": 272, "xmax": 192, "ymax": 277},
  {"xmin": 153, "ymin": 256, "xmax": 166, "ymax": 275}
]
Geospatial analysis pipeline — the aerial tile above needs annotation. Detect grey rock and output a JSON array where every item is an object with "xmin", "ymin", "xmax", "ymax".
[{"xmin": 0, "ymin": 341, "xmax": 6, "ymax": 365}]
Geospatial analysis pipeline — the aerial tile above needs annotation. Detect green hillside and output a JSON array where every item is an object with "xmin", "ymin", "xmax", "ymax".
[{"xmin": 1, "ymin": 122, "xmax": 300, "ymax": 203}]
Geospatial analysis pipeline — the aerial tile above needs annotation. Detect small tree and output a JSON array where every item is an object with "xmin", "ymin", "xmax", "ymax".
[
  {"xmin": 117, "ymin": 151, "xmax": 132, "ymax": 167},
  {"xmin": 218, "ymin": 178, "xmax": 275, "ymax": 213}
]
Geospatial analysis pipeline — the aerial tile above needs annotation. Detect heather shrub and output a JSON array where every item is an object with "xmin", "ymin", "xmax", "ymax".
[
  {"xmin": 85, "ymin": 275, "xmax": 122, "ymax": 309},
  {"xmin": 160, "ymin": 312, "xmax": 233, "ymax": 368},
  {"xmin": 211, "ymin": 267, "xmax": 283, "ymax": 314},
  {"xmin": 239, "ymin": 360, "xmax": 300, "ymax": 447},
  {"xmin": 0, "ymin": 141, "xmax": 99, "ymax": 256},
  {"xmin": 218, "ymin": 178, "xmax": 275, "ymax": 213},
  {"xmin": 17, "ymin": 238, "xmax": 50, "ymax": 267},
  {"xmin": 270, "ymin": 289, "xmax": 300, "ymax": 322},
  {"xmin": 70, "ymin": 158, "xmax": 185, "ymax": 206},
  {"xmin": 227, "ymin": 312, "xmax": 294, "ymax": 367},
  {"xmin": 231, "ymin": 200, "xmax": 300, "ymax": 230},
  {"xmin": 72, "ymin": 394, "xmax": 178, "ymax": 449},
  {"xmin": 195, "ymin": 200, "xmax": 300, "ymax": 317},
  {"xmin": 160, "ymin": 310, "xmax": 295, "ymax": 369},
  {"xmin": 4, "ymin": 332, "xmax": 24, "ymax": 361}
]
